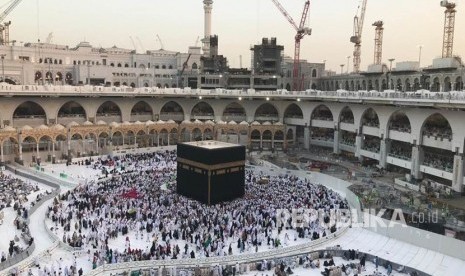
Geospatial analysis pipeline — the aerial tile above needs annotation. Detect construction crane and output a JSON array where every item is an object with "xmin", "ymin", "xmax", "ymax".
[
  {"xmin": 178, "ymin": 53, "xmax": 192, "ymax": 88},
  {"xmin": 350, "ymin": 0, "xmax": 368, "ymax": 73},
  {"xmin": 156, "ymin": 34, "xmax": 165, "ymax": 50},
  {"xmin": 271, "ymin": 0, "xmax": 311, "ymax": 91},
  {"xmin": 46, "ymin": 32, "xmax": 54, "ymax": 44},
  {"xmin": 136, "ymin": 37, "xmax": 146, "ymax": 53},
  {"xmin": 440, "ymin": 1, "xmax": 456, "ymax": 58},
  {"xmin": 372, "ymin": 21, "xmax": 384, "ymax": 65},
  {"xmin": 194, "ymin": 36, "xmax": 200, "ymax": 47},
  {"xmin": 129, "ymin": 36, "xmax": 138, "ymax": 52},
  {"xmin": 0, "ymin": 0, "xmax": 24, "ymax": 45}
]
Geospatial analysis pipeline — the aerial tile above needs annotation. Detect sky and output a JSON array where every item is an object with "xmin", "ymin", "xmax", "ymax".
[{"xmin": 4, "ymin": 0, "xmax": 465, "ymax": 71}]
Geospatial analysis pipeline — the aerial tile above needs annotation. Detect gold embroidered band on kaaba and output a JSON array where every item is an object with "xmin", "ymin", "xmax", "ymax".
[{"xmin": 177, "ymin": 157, "xmax": 245, "ymax": 171}]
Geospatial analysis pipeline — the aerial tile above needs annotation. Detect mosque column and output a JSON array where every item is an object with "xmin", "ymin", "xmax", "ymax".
[
  {"xmin": 355, "ymin": 133, "xmax": 362, "ymax": 158},
  {"xmin": 52, "ymin": 140, "xmax": 56, "ymax": 164},
  {"xmin": 36, "ymin": 141, "xmax": 40, "ymax": 164},
  {"xmin": 67, "ymin": 130, "xmax": 71, "ymax": 162},
  {"xmin": 333, "ymin": 125, "xmax": 341, "ymax": 154},
  {"xmin": 304, "ymin": 126, "xmax": 310, "ymax": 150},
  {"xmin": 259, "ymin": 132, "xmax": 263, "ymax": 150},
  {"xmin": 96, "ymin": 136, "xmax": 99, "ymax": 154},
  {"xmin": 452, "ymin": 154, "xmax": 464, "ymax": 193},
  {"xmin": 0, "ymin": 141, "xmax": 4, "ymax": 165},
  {"xmin": 379, "ymin": 137, "xmax": 390, "ymax": 169},
  {"xmin": 410, "ymin": 145, "xmax": 423, "ymax": 180},
  {"xmin": 18, "ymin": 133, "xmax": 23, "ymax": 163}
]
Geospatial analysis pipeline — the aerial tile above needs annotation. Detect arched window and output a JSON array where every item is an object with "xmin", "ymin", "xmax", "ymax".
[{"xmin": 192, "ymin": 62, "xmax": 198, "ymax": 69}]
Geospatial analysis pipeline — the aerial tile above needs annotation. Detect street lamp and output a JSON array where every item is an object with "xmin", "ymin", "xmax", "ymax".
[
  {"xmin": 418, "ymin": 45, "xmax": 423, "ymax": 68},
  {"xmin": 340, "ymin": 64, "xmax": 345, "ymax": 75},
  {"xmin": 346, "ymin": 56, "xmax": 351, "ymax": 74}
]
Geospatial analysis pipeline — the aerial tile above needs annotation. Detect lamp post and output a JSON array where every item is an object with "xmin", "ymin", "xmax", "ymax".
[
  {"xmin": 347, "ymin": 56, "xmax": 351, "ymax": 74},
  {"xmin": 418, "ymin": 45, "xmax": 423, "ymax": 68},
  {"xmin": 0, "ymin": 54, "xmax": 5, "ymax": 82},
  {"xmin": 340, "ymin": 64, "xmax": 345, "ymax": 75}
]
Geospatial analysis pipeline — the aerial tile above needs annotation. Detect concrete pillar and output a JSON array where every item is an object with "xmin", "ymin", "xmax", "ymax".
[
  {"xmin": 304, "ymin": 127, "xmax": 310, "ymax": 150},
  {"xmin": 18, "ymin": 134, "xmax": 23, "ymax": 162},
  {"xmin": 411, "ymin": 146, "xmax": 423, "ymax": 180},
  {"xmin": 52, "ymin": 141, "xmax": 56, "ymax": 164},
  {"xmin": 0, "ymin": 141, "xmax": 4, "ymax": 164},
  {"xmin": 355, "ymin": 134, "xmax": 362, "ymax": 158},
  {"xmin": 379, "ymin": 139, "xmax": 391, "ymax": 169},
  {"xmin": 452, "ymin": 154, "xmax": 464, "ymax": 193},
  {"xmin": 333, "ymin": 129, "xmax": 341, "ymax": 154}
]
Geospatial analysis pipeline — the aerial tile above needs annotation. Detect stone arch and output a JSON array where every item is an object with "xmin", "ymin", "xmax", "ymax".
[
  {"xmin": 444, "ymin": 77, "xmax": 452, "ymax": 92},
  {"xmin": 96, "ymin": 101, "xmax": 122, "ymax": 123},
  {"xmin": 432, "ymin": 77, "xmax": 440, "ymax": 92},
  {"xmin": 286, "ymin": 129, "xmax": 294, "ymax": 140},
  {"xmin": 160, "ymin": 101, "xmax": 184, "ymax": 122},
  {"xmin": 251, "ymin": 130, "xmax": 261, "ymax": 140},
  {"xmin": 361, "ymin": 108, "xmax": 380, "ymax": 127},
  {"xmin": 421, "ymin": 113, "xmax": 452, "ymax": 140},
  {"xmin": 191, "ymin": 102, "xmax": 215, "ymax": 120},
  {"xmin": 274, "ymin": 130, "xmax": 284, "ymax": 140},
  {"xmin": 254, "ymin": 103, "xmax": 279, "ymax": 121},
  {"xmin": 388, "ymin": 111, "xmax": 412, "ymax": 133},
  {"xmin": 284, "ymin": 103, "xmax": 303, "ymax": 119},
  {"xmin": 192, "ymin": 128, "xmax": 202, "ymax": 141},
  {"xmin": 57, "ymin": 101, "xmax": 87, "ymax": 125},
  {"xmin": 204, "ymin": 128, "xmax": 213, "ymax": 140},
  {"xmin": 413, "ymin": 78, "xmax": 420, "ymax": 91},
  {"xmin": 13, "ymin": 101, "xmax": 47, "ymax": 127},
  {"xmin": 339, "ymin": 106, "xmax": 354, "ymax": 124},
  {"xmin": 455, "ymin": 76, "xmax": 463, "ymax": 91},
  {"xmin": 131, "ymin": 101, "xmax": 153, "ymax": 122},
  {"xmin": 311, "ymin": 104, "xmax": 333, "ymax": 121},
  {"xmin": 312, "ymin": 69, "xmax": 317, "ymax": 78},
  {"xmin": 222, "ymin": 102, "xmax": 246, "ymax": 122},
  {"xmin": 405, "ymin": 78, "xmax": 412, "ymax": 92}
]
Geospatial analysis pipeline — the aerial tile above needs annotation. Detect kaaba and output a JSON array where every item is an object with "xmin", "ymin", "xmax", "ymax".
[{"xmin": 177, "ymin": 141, "xmax": 246, "ymax": 205}]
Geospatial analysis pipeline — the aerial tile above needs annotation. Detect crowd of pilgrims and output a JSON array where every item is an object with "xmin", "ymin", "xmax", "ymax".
[
  {"xmin": 46, "ymin": 150, "xmax": 349, "ymax": 269},
  {"xmin": 1, "ymin": 172, "xmax": 44, "ymax": 266}
]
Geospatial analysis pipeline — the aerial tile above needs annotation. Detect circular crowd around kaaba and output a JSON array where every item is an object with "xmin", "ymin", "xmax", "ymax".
[{"xmin": 46, "ymin": 150, "xmax": 348, "ymax": 268}]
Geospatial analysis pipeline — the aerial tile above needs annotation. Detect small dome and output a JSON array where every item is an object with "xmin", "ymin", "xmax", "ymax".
[
  {"xmin": 66, "ymin": 121, "xmax": 79, "ymax": 128},
  {"xmin": 156, "ymin": 120, "xmax": 166, "ymax": 124},
  {"xmin": 181, "ymin": 120, "xmax": 191, "ymax": 124},
  {"xmin": 122, "ymin": 121, "xmax": 131, "ymax": 126},
  {"xmin": 262, "ymin": 121, "xmax": 272, "ymax": 126},
  {"xmin": 251, "ymin": 121, "xmax": 261, "ymax": 125},
  {"xmin": 167, "ymin": 120, "xmax": 176, "ymax": 124},
  {"xmin": 83, "ymin": 121, "xmax": 94, "ymax": 126},
  {"xmin": 145, "ymin": 120, "xmax": 155, "ymax": 125},
  {"xmin": 134, "ymin": 121, "xmax": 143, "ymax": 125},
  {"xmin": 228, "ymin": 121, "xmax": 237, "ymax": 125},
  {"xmin": 274, "ymin": 122, "xmax": 283, "ymax": 126},
  {"xmin": 205, "ymin": 120, "xmax": 215, "ymax": 125},
  {"xmin": 51, "ymin": 124, "xmax": 65, "ymax": 130},
  {"xmin": 217, "ymin": 120, "xmax": 226, "ymax": 125},
  {"xmin": 1, "ymin": 126, "xmax": 16, "ymax": 132},
  {"xmin": 240, "ymin": 121, "xmax": 249, "ymax": 125},
  {"xmin": 21, "ymin": 125, "xmax": 33, "ymax": 130},
  {"xmin": 109, "ymin": 122, "xmax": 120, "ymax": 127},
  {"xmin": 96, "ymin": 120, "xmax": 107, "ymax": 125},
  {"xmin": 193, "ymin": 119, "xmax": 203, "ymax": 124}
]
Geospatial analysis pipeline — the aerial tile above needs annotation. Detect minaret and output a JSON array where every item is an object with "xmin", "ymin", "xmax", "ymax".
[{"xmin": 202, "ymin": 0, "xmax": 213, "ymax": 57}]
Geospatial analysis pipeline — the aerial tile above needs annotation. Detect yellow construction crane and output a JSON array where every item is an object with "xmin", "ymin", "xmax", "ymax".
[
  {"xmin": 350, "ymin": 0, "xmax": 368, "ymax": 73},
  {"xmin": 0, "ymin": 0, "xmax": 24, "ymax": 45},
  {"xmin": 372, "ymin": 21, "xmax": 384, "ymax": 65},
  {"xmin": 440, "ymin": 1, "xmax": 456, "ymax": 58}
]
